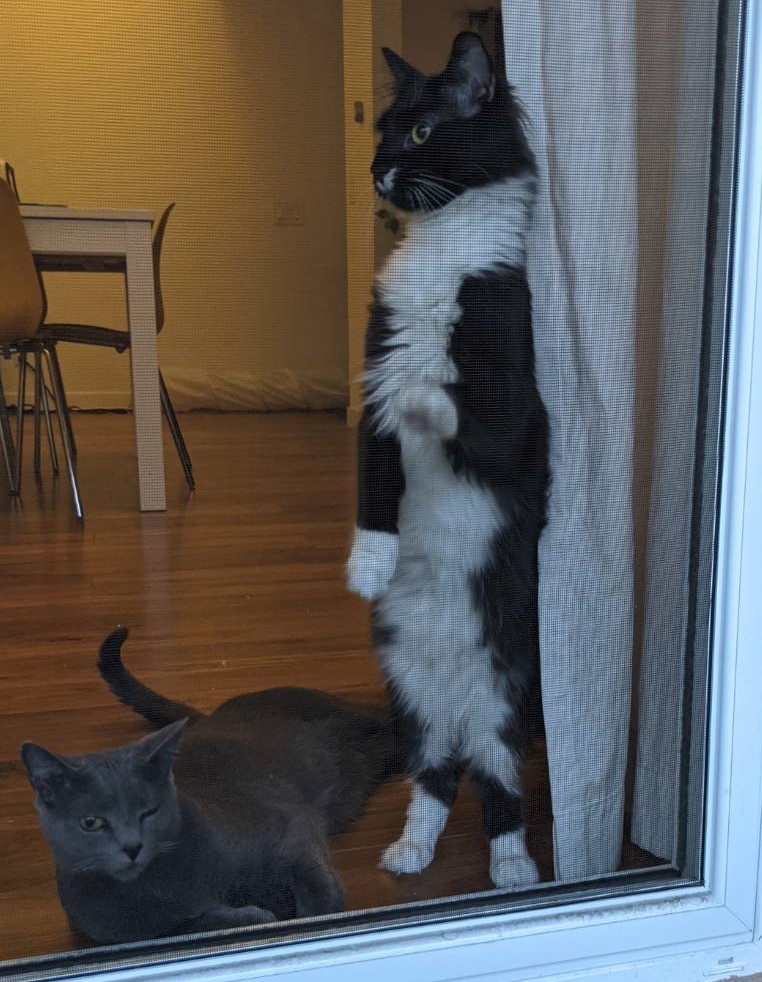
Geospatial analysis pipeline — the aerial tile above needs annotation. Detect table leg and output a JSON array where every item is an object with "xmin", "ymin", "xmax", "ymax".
[{"xmin": 125, "ymin": 224, "xmax": 166, "ymax": 512}]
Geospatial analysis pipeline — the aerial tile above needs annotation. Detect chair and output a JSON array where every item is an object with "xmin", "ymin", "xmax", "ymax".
[
  {"xmin": 0, "ymin": 178, "xmax": 82, "ymax": 515},
  {"xmin": 1, "ymin": 160, "xmax": 20, "ymax": 201},
  {"xmin": 37, "ymin": 202, "xmax": 195, "ymax": 490}
]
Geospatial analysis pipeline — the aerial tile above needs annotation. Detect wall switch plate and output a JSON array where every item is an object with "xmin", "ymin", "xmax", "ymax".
[{"xmin": 273, "ymin": 201, "xmax": 305, "ymax": 226}]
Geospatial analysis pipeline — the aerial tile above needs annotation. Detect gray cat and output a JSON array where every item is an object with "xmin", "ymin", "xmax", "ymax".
[{"xmin": 21, "ymin": 627, "xmax": 404, "ymax": 944}]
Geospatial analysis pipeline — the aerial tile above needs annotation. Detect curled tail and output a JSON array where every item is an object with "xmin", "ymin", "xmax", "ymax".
[{"xmin": 98, "ymin": 627, "xmax": 203, "ymax": 728}]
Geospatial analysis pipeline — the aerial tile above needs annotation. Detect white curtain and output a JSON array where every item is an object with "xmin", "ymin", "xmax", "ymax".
[
  {"xmin": 502, "ymin": 0, "xmax": 724, "ymax": 879},
  {"xmin": 503, "ymin": 0, "xmax": 638, "ymax": 881}
]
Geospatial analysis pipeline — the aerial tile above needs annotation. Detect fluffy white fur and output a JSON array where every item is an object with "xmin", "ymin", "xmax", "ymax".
[
  {"xmin": 381, "ymin": 783, "xmax": 450, "ymax": 875},
  {"xmin": 346, "ymin": 528, "xmax": 399, "ymax": 601},
  {"xmin": 489, "ymin": 829, "xmax": 540, "ymax": 889},
  {"xmin": 364, "ymin": 175, "xmax": 533, "ymax": 437}
]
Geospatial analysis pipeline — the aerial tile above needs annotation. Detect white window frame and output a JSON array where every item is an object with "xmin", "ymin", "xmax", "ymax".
[{"xmin": 42, "ymin": 7, "xmax": 762, "ymax": 982}]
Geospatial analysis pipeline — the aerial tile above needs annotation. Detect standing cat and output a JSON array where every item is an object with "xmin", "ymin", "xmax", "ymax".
[
  {"xmin": 21, "ymin": 628, "xmax": 404, "ymax": 943},
  {"xmin": 346, "ymin": 32, "xmax": 549, "ymax": 889}
]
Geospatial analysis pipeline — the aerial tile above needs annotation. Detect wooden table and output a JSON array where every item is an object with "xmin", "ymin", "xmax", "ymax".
[{"xmin": 21, "ymin": 205, "xmax": 166, "ymax": 512}]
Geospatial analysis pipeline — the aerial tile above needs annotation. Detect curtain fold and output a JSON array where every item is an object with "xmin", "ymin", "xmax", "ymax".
[{"xmin": 503, "ymin": 0, "xmax": 638, "ymax": 881}]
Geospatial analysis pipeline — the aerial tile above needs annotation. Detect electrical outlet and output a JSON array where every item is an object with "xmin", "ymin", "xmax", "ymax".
[{"xmin": 273, "ymin": 201, "xmax": 305, "ymax": 226}]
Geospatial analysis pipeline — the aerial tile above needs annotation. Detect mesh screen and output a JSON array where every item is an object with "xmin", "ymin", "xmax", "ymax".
[{"xmin": 0, "ymin": 0, "xmax": 741, "ymax": 975}]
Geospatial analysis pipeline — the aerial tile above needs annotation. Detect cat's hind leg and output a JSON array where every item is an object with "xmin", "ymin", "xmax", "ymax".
[
  {"xmin": 381, "ymin": 758, "xmax": 463, "ymax": 875},
  {"xmin": 470, "ymin": 736, "xmax": 539, "ymax": 890}
]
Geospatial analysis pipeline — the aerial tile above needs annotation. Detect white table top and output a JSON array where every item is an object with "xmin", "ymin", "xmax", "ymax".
[{"xmin": 20, "ymin": 204, "xmax": 153, "ymax": 222}]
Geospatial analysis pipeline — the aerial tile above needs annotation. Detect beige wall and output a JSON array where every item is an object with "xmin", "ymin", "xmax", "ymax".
[
  {"xmin": 402, "ymin": 0, "xmax": 492, "ymax": 72},
  {"xmin": 2, "ymin": 0, "xmax": 347, "ymax": 409}
]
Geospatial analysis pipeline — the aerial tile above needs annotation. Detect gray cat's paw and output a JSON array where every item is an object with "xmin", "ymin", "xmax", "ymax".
[
  {"xmin": 346, "ymin": 528, "xmax": 399, "ymax": 601},
  {"xmin": 242, "ymin": 905, "xmax": 278, "ymax": 924},
  {"xmin": 380, "ymin": 837, "xmax": 434, "ymax": 875},
  {"xmin": 398, "ymin": 385, "xmax": 458, "ymax": 439}
]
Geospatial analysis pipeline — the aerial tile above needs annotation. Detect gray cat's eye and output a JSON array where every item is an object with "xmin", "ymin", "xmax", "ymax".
[
  {"xmin": 79, "ymin": 816, "xmax": 106, "ymax": 832},
  {"xmin": 140, "ymin": 807, "xmax": 158, "ymax": 822}
]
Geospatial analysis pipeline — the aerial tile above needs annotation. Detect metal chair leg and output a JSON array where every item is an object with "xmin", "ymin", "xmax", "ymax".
[
  {"xmin": 46, "ymin": 342, "xmax": 77, "ymax": 457},
  {"xmin": 39, "ymin": 367, "xmax": 59, "ymax": 475},
  {"xmin": 42, "ymin": 346, "xmax": 82, "ymax": 519},
  {"xmin": 33, "ymin": 350, "xmax": 42, "ymax": 477},
  {"xmin": 13, "ymin": 350, "xmax": 27, "ymax": 496},
  {"xmin": 0, "ymin": 365, "xmax": 17, "ymax": 493},
  {"xmin": 159, "ymin": 371, "xmax": 195, "ymax": 491}
]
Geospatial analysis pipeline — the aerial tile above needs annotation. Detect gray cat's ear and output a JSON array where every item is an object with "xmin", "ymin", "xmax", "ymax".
[
  {"xmin": 136, "ymin": 719, "xmax": 187, "ymax": 780},
  {"xmin": 20, "ymin": 742, "xmax": 80, "ymax": 805},
  {"xmin": 444, "ymin": 32, "xmax": 496, "ymax": 118},
  {"xmin": 382, "ymin": 47, "xmax": 422, "ymax": 90}
]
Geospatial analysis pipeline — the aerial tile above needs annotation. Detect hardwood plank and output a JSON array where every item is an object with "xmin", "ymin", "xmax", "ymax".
[{"xmin": 0, "ymin": 411, "xmax": 657, "ymax": 963}]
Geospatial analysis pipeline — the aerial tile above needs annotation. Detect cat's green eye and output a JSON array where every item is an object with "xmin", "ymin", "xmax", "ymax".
[
  {"xmin": 79, "ymin": 816, "xmax": 106, "ymax": 832},
  {"xmin": 410, "ymin": 122, "xmax": 432, "ymax": 146}
]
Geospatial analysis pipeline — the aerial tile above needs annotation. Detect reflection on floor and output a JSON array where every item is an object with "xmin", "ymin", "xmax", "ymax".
[{"xmin": 0, "ymin": 411, "xmax": 657, "ymax": 963}]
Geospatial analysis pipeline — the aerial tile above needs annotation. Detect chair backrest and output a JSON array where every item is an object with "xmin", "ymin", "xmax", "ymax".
[
  {"xmin": 0, "ymin": 160, "xmax": 20, "ymax": 201},
  {"xmin": 0, "ymin": 179, "xmax": 44, "ymax": 344},
  {"xmin": 152, "ymin": 202, "xmax": 175, "ymax": 334}
]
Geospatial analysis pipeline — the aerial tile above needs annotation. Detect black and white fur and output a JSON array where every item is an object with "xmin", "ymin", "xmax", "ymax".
[{"xmin": 346, "ymin": 33, "xmax": 549, "ymax": 889}]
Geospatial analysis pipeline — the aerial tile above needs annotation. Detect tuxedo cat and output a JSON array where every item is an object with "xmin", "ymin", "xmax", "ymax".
[
  {"xmin": 346, "ymin": 32, "xmax": 549, "ymax": 889},
  {"xmin": 21, "ymin": 628, "xmax": 403, "ymax": 943}
]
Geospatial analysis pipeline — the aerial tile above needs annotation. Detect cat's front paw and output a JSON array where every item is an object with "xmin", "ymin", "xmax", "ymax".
[
  {"xmin": 398, "ymin": 385, "xmax": 458, "ymax": 439},
  {"xmin": 380, "ymin": 837, "xmax": 434, "ymax": 875},
  {"xmin": 238, "ymin": 905, "xmax": 278, "ymax": 925},
  {"xmin": 346, "ymin": 528, "xmax": 399, "ymax": 601},
  {"xmin": 489, "ymin": 831, "xmax": 540, "ymax": 890}
]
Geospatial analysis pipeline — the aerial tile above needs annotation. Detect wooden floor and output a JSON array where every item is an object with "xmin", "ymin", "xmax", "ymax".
[{"xmin": 0, "ymin": 411, "xmax": 656, "ymax": 965}]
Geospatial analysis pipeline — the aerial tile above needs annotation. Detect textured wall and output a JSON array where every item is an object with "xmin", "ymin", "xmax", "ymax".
[{"xmin": 2, "ymin": 0, "xmax": 347, "ymax": 409}]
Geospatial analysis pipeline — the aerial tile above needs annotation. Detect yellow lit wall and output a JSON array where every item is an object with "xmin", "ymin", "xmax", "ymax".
[{"xmin": 2, "ymin": 0, "xmax": 347, "ymax": 410}]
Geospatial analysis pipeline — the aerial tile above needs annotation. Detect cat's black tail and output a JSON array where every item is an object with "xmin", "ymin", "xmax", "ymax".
[{"xmin": 98, "ymin": 627, "xmax": 203, "ymax": 728}]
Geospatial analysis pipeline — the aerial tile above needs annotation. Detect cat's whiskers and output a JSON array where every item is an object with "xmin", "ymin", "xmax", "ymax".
[
  {"xmin": 414, "ymin": 186, "xmax": 430, "ymax": 213},
  {"xmin": 417, "ymin": 171, "xmax": 468, "ymax": 190},
  {"xmin": 411, "ymin": 177, "xmax": 456, "ymax": 210},
  {"xmin": 411, "ymin": 182, "xmax": 435, "ymax": 212},
  {"xmin": 470, "ymin": 161, "xmax": 495, "ymax": 182},
  {"xmin": 413, "ymin": 180, "xmax": 441, "ymax": 213},
  {"xmin": 70, "ymin": 858, "xmax": 100, "ymax": 874}
]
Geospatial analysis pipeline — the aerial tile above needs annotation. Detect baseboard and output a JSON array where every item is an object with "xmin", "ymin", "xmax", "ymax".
[{"xmin": 35, "ymin": 369, "xmax": 350, "ymax": 413}]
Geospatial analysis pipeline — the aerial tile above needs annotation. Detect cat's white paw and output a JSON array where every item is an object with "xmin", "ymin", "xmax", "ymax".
[
  {"xmin": 381, "ymin": 837, "xmax": 434, "ymax": 875},
  {"xmin": 346, "ymin": 528, "xmax": 399, "ymax": 601},
  {"xmin": 398, "ymin": 385, "xmax": 458, "ymax": 439},
  {"xmin": 489, "ymin": 830, "xmax": 540, "ymax": 889},
  {"xmin": 490, "ymin": 855, "xmax": 540, "ymax": 889}
]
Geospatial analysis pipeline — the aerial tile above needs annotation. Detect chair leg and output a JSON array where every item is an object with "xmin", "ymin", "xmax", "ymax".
[
  {"xmin": 39, "ymin": 363, "xmax": 60, "ymax": 475},
  {"xmin": 42, "ymin": 347, "xmax": 82, "ymax": 519},
  {"xmin": 0, "ymin": 365, "xmax": 17, "ymax": 493},
  {"xmin": 46, "ymin": 342, "xmax": 77, "ymax": 457},
  {"xmin": 33, "ymin": 350, "xmax": 42, "ymax": 477},
  {"xmin": 159, "ymin": 371, "xmax": 195, "ymax": 491},
  {"xmin": 13, "ymin": 350, "xmax": 27, "ymax": 495}
]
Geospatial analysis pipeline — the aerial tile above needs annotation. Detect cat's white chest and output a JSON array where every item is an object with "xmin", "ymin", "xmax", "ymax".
[
  {"xmin": 365, "ymin": 256, "xmax": 462, "ymax": 437},
  {"xmin": 363, "ymin": 177, "xmax": 533, "ymax": 437}
]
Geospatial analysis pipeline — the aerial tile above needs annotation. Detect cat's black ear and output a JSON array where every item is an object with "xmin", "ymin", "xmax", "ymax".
[
  {"xmin": 20, "ymin": 742, "xmax": 80, "ymax": 806},
  {"xmin": 136, "ymin": 718, "xmax": 187, "ymax": 781},
  {"xmin": 444, "ymin": 31, "xmax": 496, "ymax": 118},
  {"xmin": 382, "ymin": 47, "xmax": 421, "ymax": 90}
]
